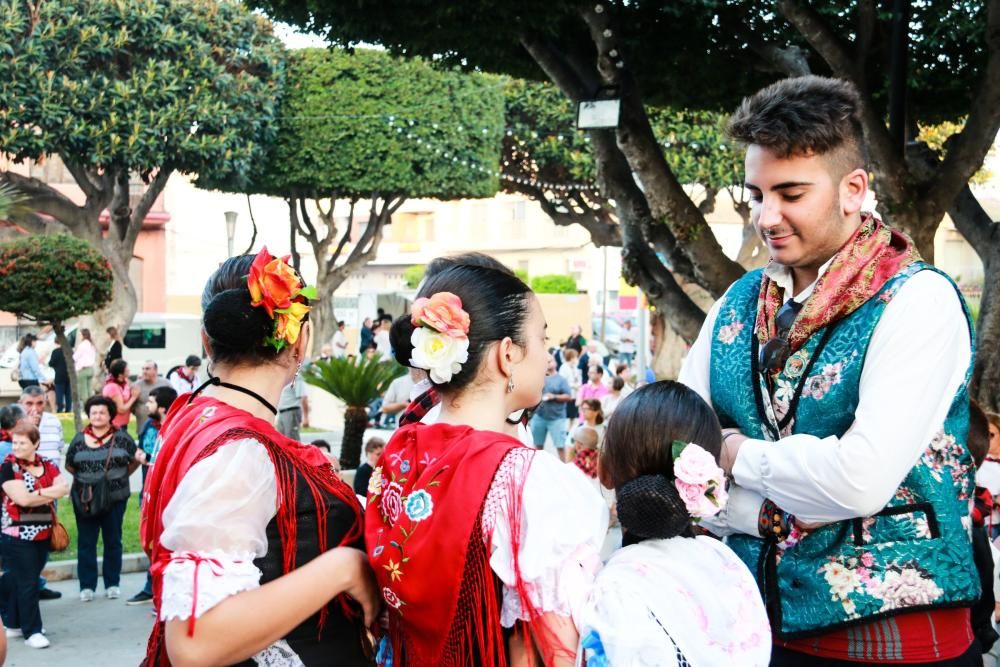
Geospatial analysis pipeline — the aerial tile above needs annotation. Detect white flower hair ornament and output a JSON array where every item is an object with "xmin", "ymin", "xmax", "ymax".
[
  {"xmin": 671, "ymin": 440, "xmax": 728, "ymax": 520},
  {"xmin": 409, "ymin": 292, "xmax": 472, "ymax": 384}
]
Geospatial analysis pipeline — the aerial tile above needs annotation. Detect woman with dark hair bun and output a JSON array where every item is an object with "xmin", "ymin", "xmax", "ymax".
[
  {"xmin": 367, "ymin": 261, "xmax": 608, "ymax": 666},
  {"xmin": 140, "ymin": 248, "xmax": 376, "ymax": 667},
  {"xmin": 577, "ymin": 381, "xmax": 770, "ymax": 666}
]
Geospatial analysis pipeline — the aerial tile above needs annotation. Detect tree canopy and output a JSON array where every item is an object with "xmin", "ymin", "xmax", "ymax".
[
  {"xmin": 204, "ymin": 47, "xmax": 503, "ymax": 199},
  {"xmin": 202, "ymin": 46, "xmax": 504, "ymax": 352},
  {"xmin": 0, "ymin": 0, "xmax": 284, "ymax": 187},
  {"xmin": 0, "ymin": 0, "xmax": 285, "ymax": 338},
  {"xmin": 0, "ymin": 234, "xmax": 112, "ymax": 322}
]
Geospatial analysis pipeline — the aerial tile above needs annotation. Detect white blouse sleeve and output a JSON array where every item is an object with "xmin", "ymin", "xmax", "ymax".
[
  {"xmin": 487, "ymin": 449, "xmax": 609, "ymax": 628},
  {"xmin": 158, "ymin": 438, "xmax": 278, "ymax": 622}
]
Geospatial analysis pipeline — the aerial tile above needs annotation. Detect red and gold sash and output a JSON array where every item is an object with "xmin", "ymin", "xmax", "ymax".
[{"xmin": 754, "ymin": 214, "xmax": 921, "ymax": 351}]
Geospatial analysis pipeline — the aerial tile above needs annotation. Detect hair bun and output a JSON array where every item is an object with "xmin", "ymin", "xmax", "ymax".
[
  {"xmin": 616, "ymin": 474, "xmax": 692, "ymax": 540},
  {"xmin": 203, "ymin": 287, "xmax": 272, "ymax": 351}
]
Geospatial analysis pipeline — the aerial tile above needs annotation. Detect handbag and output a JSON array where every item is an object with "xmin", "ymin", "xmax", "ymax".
[
  {"xmin": 49, "ymin": 507, "xmax": 69, "ymax": 552},
  {"xmin": 71, "ymin": 435, "xmax": 116, "ymax": 519}
]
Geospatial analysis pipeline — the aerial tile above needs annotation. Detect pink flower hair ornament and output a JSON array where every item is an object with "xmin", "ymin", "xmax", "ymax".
[
  {"xmin": 671, "ymin": 440, "xmax": 728, "ymax": 520},
  {"xmin": 409, "ymin": 292, "xmax": 471, "ymax": 384}
]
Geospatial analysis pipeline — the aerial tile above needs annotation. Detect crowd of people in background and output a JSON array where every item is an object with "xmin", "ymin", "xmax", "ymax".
[{"xmin": 0, "ymin": 337, "xmax": 201, "ymax": 649}]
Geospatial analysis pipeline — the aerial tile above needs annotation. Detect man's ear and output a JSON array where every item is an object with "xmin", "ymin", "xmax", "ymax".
[{"xmin": 840, "ymin": 167, "xmax": 868, "ymax": 217}]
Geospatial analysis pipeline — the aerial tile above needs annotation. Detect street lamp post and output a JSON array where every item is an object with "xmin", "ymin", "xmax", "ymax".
[{"xmin": 224, "ymin": 211, "xmax": 238, "ymax": 258}]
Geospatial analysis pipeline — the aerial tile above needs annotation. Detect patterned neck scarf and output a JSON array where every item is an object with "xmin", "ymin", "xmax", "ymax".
[
  {"xmin": 574, "ymin": 448, "xmax": 599, "ymax": 478},
  {"xmin": 754, "ymin": 214, "xmax": 920, "ymax": 353},
  {"xmin": 84, "ymin": 424, "xmax": 114, "ymax": 445}
]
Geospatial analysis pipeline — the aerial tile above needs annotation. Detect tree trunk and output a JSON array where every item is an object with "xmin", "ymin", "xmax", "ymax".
[
  {"xmin": 949, "ymin": 184, "xmax": 1000, "ymax": 411},
  {"xmin": 340, "ymin": 405, "xmax": 369, "ymax": 470},
  {"xmin": 310, "ymin": 276, "xmax": 338, "ymax": 355},
  {"xmin": 974, "ymin": 262, "xmax": 1000, "ymax": 412}
]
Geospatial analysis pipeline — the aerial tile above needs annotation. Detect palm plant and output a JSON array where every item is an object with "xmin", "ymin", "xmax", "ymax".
[
  {"xmin": 0, "ymin": 181, "xmax": 27, "ymax": 223},
  {"xmin": 303, "ymin": 356, "xmax": 406, "ymax": 468}
]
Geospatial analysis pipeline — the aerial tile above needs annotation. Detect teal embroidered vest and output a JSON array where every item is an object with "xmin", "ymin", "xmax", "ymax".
[{"xmin": 710, "ymin": 262, "xmax": 979, "ymax": 638}]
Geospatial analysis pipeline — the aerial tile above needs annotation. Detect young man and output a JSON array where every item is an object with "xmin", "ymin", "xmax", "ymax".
[
  {"xmin": 332, "ymin": 321, "xmax": 349, "ymax": 359},
  {"xmin": 680, "ymin": 76, "xmax": 978, "ymax": 665},
  {"xmin": 168, "ymin": 355, "xmax": 201, "ymax": 395},
  {"xmin": 127, "ymin": 385, "xmax": 178, "ymax": 606},
  {"xmin": 353, "ymin": 437, "xmax": 386, "ymax": 498},
  {"xmin": 529, "ymin": 354, "xmax": 573, "ymax": 461}
]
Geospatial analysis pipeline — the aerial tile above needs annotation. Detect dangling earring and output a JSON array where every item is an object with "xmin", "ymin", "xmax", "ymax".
[{"xmin": 507, "ymin": 376, "xmax": 515, "ymax": 393}]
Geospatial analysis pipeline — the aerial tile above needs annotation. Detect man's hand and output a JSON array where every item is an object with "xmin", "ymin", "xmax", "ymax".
[{"xmin": 720, "ymin": 428, "xmax": 748, "ymax": 476}]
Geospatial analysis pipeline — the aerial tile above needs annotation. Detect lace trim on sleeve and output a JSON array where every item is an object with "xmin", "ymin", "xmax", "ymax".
[
  {"xmin": 486, "ymin": 449, "xmax": 608, "ymax": 628},
  {"xmin": 158, "ymin": 550, "xmax": 262, "ymax": 622}
]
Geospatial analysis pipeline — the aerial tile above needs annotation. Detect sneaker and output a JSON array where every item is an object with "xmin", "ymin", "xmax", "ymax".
[
  {"xmin": 25, "ymin": 633, "xmax": 50, "ymax": 649},
  {"xmin": 38, "ymin": 587, "xmax": 62, "ymax": 600},
  {"xmin": 126, "ymin": 590, "xmax": 154, "ymax": 606},
  {"xmin": 80, "ymin": 589, "xmax": 94, "ymax": 602},
  {"xmin": 5, "ymin": 628, "xmax": 22, "ymax": 638},
  {"xmin": 106, "ymin": 586, "xmax": 121, "ymax": 599}
]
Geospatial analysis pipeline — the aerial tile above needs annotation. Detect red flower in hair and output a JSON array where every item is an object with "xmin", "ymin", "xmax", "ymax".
[{"xmin": 248, "ymin": 246, "xmax": 300, "ymax": 318}]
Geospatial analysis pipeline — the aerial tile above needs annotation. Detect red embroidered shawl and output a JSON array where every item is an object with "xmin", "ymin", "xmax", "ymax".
[
  {"xmin": 140, "ymin": 394, "xmax": 363, "ymax": 666},
  {"xmin": 365, "ymin": 423, "xmax": 530, "ymax": 666}
]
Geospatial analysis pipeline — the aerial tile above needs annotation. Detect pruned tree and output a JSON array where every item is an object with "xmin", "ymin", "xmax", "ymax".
[
  {"xmin": 0, "ymin": 234, "xmax": 113, "ymax": 430},
  {"xmin": 201, "ymin": 47, "xmax": 503, "ymax": 351},
  {"xmin": 0, "ymin": 0, "xmax": 284, "ymax": 348}
]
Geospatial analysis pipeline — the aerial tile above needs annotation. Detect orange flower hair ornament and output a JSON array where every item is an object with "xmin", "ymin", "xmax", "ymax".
[
  {"xmin": 247, "ymin": 246, "xmax": 317, "ymax": 351},
  {"xmin": 409, "ymin": 292, "xmax": 471, "ymax": 383}
]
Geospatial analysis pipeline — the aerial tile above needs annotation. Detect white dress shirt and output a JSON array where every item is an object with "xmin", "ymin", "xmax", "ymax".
[{"xmin": 679, "ymin": 262, "xmax": 971, "ymax": 533}]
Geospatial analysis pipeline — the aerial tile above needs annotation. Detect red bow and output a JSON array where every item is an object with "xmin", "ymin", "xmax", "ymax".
[{"xmin": 152, "ymin": 551, "xmax": 237, "ymax": 637}]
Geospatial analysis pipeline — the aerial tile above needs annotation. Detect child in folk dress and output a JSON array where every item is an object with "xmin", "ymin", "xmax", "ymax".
[{"xmin": 579, "ymin": 381, "xmax": 771, "ymax": 667}]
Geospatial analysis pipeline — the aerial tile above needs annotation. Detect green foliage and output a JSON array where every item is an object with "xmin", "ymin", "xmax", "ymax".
[
  {"xmin": 252, "ymin": 1, "xmax": 769, "ymax": 110},
  {"xmin": 0, "ymin": 234, "xmax": 113, "ymax": 323},
  {"xmin": 255, "ymin": 1, "xmax": 988, "ymax": 128},
  {"xmin": 403, "ymin": 265, "xmax": 426, "ymax": 289},
  {"xmin": 303, "ymin": 355, "xmax": 406, "ymax": 408},
  {"xmin": 503, "ymin": 78, "xmax": 743, "ymax": 191},
  {"xmin": 0, "ymin": 0, "xmax": 284, "ymax": 185},
  {"xmin": 530, "ymin": 274, "xmax": 577, "ymax": 294},
  {"xmin": 206, "ymin": 47, "xmax": 503, "ymax": 198},
  {"xmin": 514, "ymin": 268, "xmax": 529, "ymax": 283},
  {"xmin": 0, "ymin": 182, "xmax": 25, "ymax": 221}
]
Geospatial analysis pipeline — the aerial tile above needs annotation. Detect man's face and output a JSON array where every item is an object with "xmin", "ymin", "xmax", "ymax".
[
  {"xmin": 19, "ymin": 394, "xmax": 45, "ymax": 425},
  {"xmin": 546, "ymin": 355, "xmax": 557, "ymax": 374},
  {"xmin": 364, "ymin": 318, "xmax": 372, "ymax": 328},
  {"xmin": 745, "ymin": 145, "xmax": 857, "ymax": 273},
  {"xmin": 146, "ymin": 395, "xmax": 159, "ymax": 417},
  {"xmin": 142, "ymin": 363, "xmax": 157, "ymax": 383},
  {"xmin": 321, "ymin": 344, "xmax": 333, "ymax": 358}
]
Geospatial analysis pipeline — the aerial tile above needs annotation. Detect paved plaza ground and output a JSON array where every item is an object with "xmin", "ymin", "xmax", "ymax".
[{"xmin": 7, "ymin": 571, "xmax": 152, "ymax": 666}]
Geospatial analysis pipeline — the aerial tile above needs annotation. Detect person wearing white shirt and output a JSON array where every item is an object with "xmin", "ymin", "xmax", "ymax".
[
  {"xmin": 679, "ymin": 77, "xmax": 978, "ymax": 665},
  {"xmin": 332, "ymin": 321, "xmax": 348, "ymax": 359},
  {"xmin": 373, "ymin": 319, "xmax": 391, "ymax": 359}
]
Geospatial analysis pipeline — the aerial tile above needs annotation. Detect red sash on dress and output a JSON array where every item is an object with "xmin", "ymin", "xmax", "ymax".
[
  {"xmin": 365, "ymin": 423, "xmax": 532, "ymax": 666},
  {"xmin": 140, "ymin": 394, "xmax": 363, "ymax": 666}
]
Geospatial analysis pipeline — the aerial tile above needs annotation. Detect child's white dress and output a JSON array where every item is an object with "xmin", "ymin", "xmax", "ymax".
[{"xmin": 577, "ymin": 535, "xmax": 771, "ymax": 667}]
